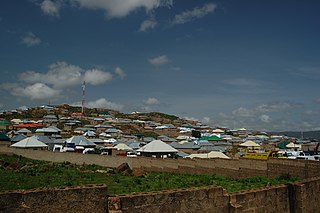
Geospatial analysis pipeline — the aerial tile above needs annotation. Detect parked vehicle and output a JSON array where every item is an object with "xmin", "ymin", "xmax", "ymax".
[
  {"xmin": 127, "ymin": 152, "xmax": 137, "ymax": 157},
  {"xmin": 243, "ymin": 150, "xmax": 279, "ymax": 160}
]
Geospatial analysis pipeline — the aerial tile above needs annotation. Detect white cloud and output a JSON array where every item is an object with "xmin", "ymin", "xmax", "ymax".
[
  {"xmin": 303, "ymin": 110, "xmax": 320, "ymax": 116},
  {"xmin": 260, "ymin": 114, "xmax": 271, "ymax": 123},
  {"xmin": 183, "ymin": 116, "xmax": 199, "ymax": 122},
  {"xmin": 10, "ymin": 83, "xmax": 60, "ymax": 100},
  {"xmin": 172, "ymin": 3, "xmax": 216, "ymax": 25},
  {"xmin": 19, "ymin": 61, "xmax": 113, "ymax": 88},
  {"xmin": 145, "ymin": 97, "xmax": 160, "ymax": 105},
  {"xmin": 84, "ymin": 69, "xmax": 113, "ymax": 85},
  {"xmin": 223, "ymin": 78, "xmax": 260, "ymax": 87},
  {"xmin": 72, "ymin": 0, "xmax": 173, "ymax": 18},
  {"xmin": 201, "ymin": 117, "xmax": 211, "ymax": 124},
  {"xmin": 171, "ymin": 66, "xmax": 181, "ymax": 71},
  {"xmin": 86, "ymin": 98, "xmax": 123, "ymax": 111},
  {"xmin": 231, "ymin": 102, "xmax": 299, "ymax": 118},
  {"xmin": 21, "ymin": 32, "xmax": 41, "ymax": 47},
  {"xmin": 139, "ymin": 19, "xmax": 157, "ymax": 32},
  {"xmin": 292, "ymin": 67, "xmax": 320, "ymax": 79},
  {"xmin": 255, "ymin": 102, "xmax": 299, "ymax": 113},
  {"xmin": 149, "ymin": 55, "xmax": 169, "ymax": 66},
  {"xmin": 232, "ymin": 107, "xmax": 254, "ymax": 117},
  {"xmin": 40, "ymin": 0, "xmax": 62, "ymax": 17},
  {"xmin": 0, "ymin": 83, "xmax": 20, "ymax": 90},
  {"xmin": 115, "ymin": 67, "xmax": 126, "ymax": 79}
]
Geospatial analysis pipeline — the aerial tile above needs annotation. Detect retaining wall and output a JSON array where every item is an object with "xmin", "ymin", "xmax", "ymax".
[
  {"xmin": 0, "ymin": 185, "xmax": 107, "ymax": 213},
  {"xmin": 1, "ymin": 146, "xmax": 319, "ymax": 179},
  {"xmin": 1, "ymin": 146, "xmax": 320, "ymax": 212},
  {"xmin": 2, "ymin": 181, "xmax": 319, "ymax": 213}
]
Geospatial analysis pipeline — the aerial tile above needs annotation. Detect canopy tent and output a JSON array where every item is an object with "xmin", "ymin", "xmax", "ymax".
[
  {"xmin": 286, "ymin": 142, "xmax": 302, "ymax": 149},
  {"xmin": 187, "ymin": 151, "xmax": 230, "ymax": 159},
  {"xmin": 99, "ymin": 133, "xmax": 112, "ymax": 137},
  {"xmin": 83, "ymin": 130, "xmax": 96, "ymax": 137},
  {"xmin": 239, "ymin": 140, "xmax": 260, "ymax": 147},
  {"xmin": 10, "ymin": 134, "xmax": 27, "ymax": 143},
  {"xmin": 137, "ymin": 140, "xmax": 178, "ymax": 158},
  {"xmin": 11, "ymin": 136, "xmax": 48, "ymax": 148},
  {"xmin": 137, "ymin": 140, "xmax": 178, "ymax": 153},
  {"xmin": 176, "ymin": 135, "xmax": 189, "ymax": 140},
  {"xmin": 277, "ymin": 141, "xmax": 290, "ymax": 149},
  {"xmin": 66, "ymin": 136, "xmax": 96, "ymax": 147},
  {"xmin": 17, "ymin": 128, "xmax": 32, "ymax": 134},
  {"xmin": 113, "ymin": 143, "xmax": 133, "ymax": 151},
  {"xmin": 212, "ymin": 129, "xmax": 224, "ymax": 133}
]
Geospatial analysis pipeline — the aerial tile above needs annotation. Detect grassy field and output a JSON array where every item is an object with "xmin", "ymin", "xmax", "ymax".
[{"xmin": 0, "ymin": 154, "xmax": 299, "ymax": 195}]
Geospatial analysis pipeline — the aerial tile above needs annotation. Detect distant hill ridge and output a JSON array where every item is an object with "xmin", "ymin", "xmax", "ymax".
[{"xmin": 268, "ymin": 131, "xmax": 320, "ymax": 140}]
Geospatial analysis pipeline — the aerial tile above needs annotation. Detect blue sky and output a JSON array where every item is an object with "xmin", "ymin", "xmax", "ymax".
[{"xmin": 1, "ymin": 0, "xmax": 320, "ymax": 131}]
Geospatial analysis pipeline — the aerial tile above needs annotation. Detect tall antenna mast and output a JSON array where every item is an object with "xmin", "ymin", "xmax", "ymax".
[{"xmin": 81, "ymin": 80, "xmax": 86, "ymax": 115}]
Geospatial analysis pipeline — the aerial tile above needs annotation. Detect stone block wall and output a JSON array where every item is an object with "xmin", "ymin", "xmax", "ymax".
[
  {"xmin": 2, "ymin": 146, "xmax": 320, "ymax": 180},
  {"xmin": 290, "ymin": 177, "xmax": 320, "ymax": 213},
  {"xmin": 230, "ymin": 185, "xmax": 290, "ymax": 213},
  {"xmin": 1, "ymin": 176, "xmax": 320, "ymax": 212},
  {"xmin": 0, "ymin": 185, "xmax": 107, "ymax": 213},
  {"xmin": 108, "ymin": 186, "xmax": 230, "ymax": 213}
]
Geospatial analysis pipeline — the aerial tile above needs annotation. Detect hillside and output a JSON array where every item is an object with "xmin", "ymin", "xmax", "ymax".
[{"xmin": 269, "ymin": 131, "xmax": 320, "ymax": 140}]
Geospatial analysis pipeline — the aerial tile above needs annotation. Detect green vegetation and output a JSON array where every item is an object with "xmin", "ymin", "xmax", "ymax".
[
  {"xmin": 0, "ymin": 154, "xmax": 300, "ymax": 195},
  {"xmin": 149, "ymin": 112, "xmax": 179, "ymax": 121}
]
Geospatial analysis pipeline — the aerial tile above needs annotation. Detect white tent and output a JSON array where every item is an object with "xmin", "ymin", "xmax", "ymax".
[
  {"xmin": 66, "ymin": 136, "xmax": 96, "ymax": 147},
  {"xmin": 11, "ymin": 136, "xmax": 48, "ymax": 148},
  {"xmin": 212, "ymin": 129, "xmax": 224, "ymax": 133},
  {"xmin": 286, "ymin": 143, "xmax": 302, "ymax": 149},
  {"xmin": 187, "ymin": 151, "xmax": 230, "ymax": 159},
  {"xmin": 176, "ymin": 135, "xmax": 189, "ymax": 140},
  {"xmin": 83, "ymin": 130, "xmax": 96, "ymax": 137},
  {"xmin": 137, "ymin": 140, "xmax": 178, "ymax": 153},
  {"xmin": 239, "ymin": 140, "xmax": 260, "ymax": 147},
  {"xmin": 17, "ymin": 128, "xmax": 31, "ymax": 134},
  {"xmin": 113, "ymin": 143, "xmax": 133, "ymax": 151}
]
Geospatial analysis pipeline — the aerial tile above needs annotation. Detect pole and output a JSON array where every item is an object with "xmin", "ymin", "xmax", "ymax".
[{"xmin": 81, "ymin": 81, "xmax": 86, "ymax": 115}]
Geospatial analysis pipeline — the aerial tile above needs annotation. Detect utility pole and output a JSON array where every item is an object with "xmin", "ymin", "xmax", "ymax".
[{"xmin": 81, "ymin": 81, "xmax": 86, "ymax": 115}]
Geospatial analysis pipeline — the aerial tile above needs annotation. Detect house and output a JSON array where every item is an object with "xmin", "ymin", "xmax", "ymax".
[
  {"xmin": 65, "ymin": 136, "xmax": 96, "ymax": 148},
  {"xmin": 17, "ymin": 128, "xmax": 32, "ymax": 136},
  {"xmin": 137, "ymin": 140, "xmax": 178, "ymax": 158},
  {"xmin": 0, "ymin": 120, "xmax": 10, "ymax": 131},
  {"xmin": 105, "ymin": 128, "xmax": 122, "ymax": 138},
  {"xmin": 10, "ymin": 134, "xmax": 27, "ymax": 144},
  {"xmin": 170, "ymin": 141, "xmax": 200, "ymax": 154},
  {"xmin": 187, "ymin": 151, "xmax": 230, "ymax": 159},
  {"xmin": 0, "ymin": 132, "xmax": 11, "ymax": 145},
  {"xmin": 10, "ymin": 136, "xmax": 48, "ymax": 150},
  {"xmin": 35, "ymin": 127, "xmax": 58, "ymax": 136}
]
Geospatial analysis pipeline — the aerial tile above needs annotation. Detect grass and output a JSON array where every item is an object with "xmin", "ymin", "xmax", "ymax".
[{"xmin": 0, "ymin": 154, "xmax": 300, "ymax": 195}]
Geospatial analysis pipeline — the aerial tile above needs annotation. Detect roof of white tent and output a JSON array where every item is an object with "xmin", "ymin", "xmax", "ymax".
[
  {"xmin": 239, "ymin": 140, "xmax": 260, "ymax": 147},
  {"xmin": 286, "ymin": 142, "xmax": 302, "ymax": 149},
  {"xmin": 11, "ymin": 136, "xmax": 48, "ymax": 148},
  {"xmin": 137, "ymin": 140, "xmax": 178, "ymax": 153},
  {"xmin": 212, "ymin": 129, "xmax": 224, "ymax": 133},
  {"xmin": 113, "ymin": 143, "xmax": 133, "ymax": 151},
  {"xmin": 187, "ymin": 151, "xmax": 230, "ymax": 159},
  {"xmin": 17, "ymin": 128, "xmax": 31, "ymax": 133},
  {"xmin": 66, "ymin": 136, "xmax": 96, "ymax": 146}
]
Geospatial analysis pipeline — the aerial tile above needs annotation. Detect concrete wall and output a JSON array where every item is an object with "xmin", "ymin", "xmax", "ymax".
[
  {"xmin": 108, "ymin": 177, "xmax": 320, "ymax": 213},
  {"xmin": 2, "ymin": 180, "xmax": 320, "ymax": 213},
  {"xmin": 290, "ymin": 177, "xmax": 320, "ymax": 213},
  {"xmin": 0, "ymin": 185, "xmax": 107, "ymax": 213},
  {"xmin": 108, "ymin": 186, "xmax": 230, "ymax": 213},
  {"xmin": 2, "ymin": 145, "xmax": 320, "ymax": 212},
  {"xmin": 1, "ymin": 146, "xmax": 320, "ymax": 179},
  {"xmin": 230, "ymin": 185, "xmax": 290, "ymax": 213}
]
